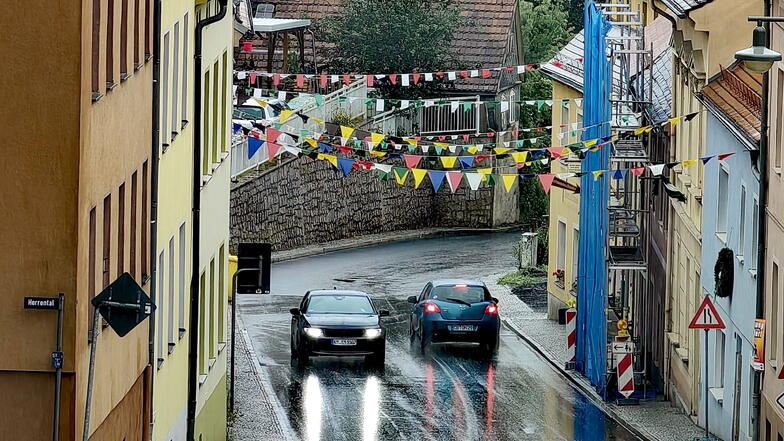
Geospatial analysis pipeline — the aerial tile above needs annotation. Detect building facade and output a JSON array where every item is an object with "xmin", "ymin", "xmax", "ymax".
[{"xmin": 1, "ymin": 0, "xmax": 154, "ymax": 439}]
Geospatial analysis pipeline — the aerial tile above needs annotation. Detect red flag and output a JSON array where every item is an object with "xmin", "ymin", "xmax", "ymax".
[
  {"xmin": 413, "ymin": 136, "xmax": 421, "ymax": 142},
  {"xmin": 267, "ymin": 143, "xmax": 281, "ymax": 158},
  {"xmin": 404, "ymin": 155, "xmax": 422, "ymax": 169},
  {"xmin": 718, "ymin": 153, "xmax": 735, "ymax": 161},
  {"xmin": 366, "ymin": 75, "xmax": 374, "ymax": 87},
  {"xmin": 551, "ymin": 61, "xmax": 564, "ymax": 68},
  {"xmin": 459, "ymin": 71, "xmax": 469, "ymax": 79},
  {"xmin": 525, "ymin": 64, "xmax": 535, "ymax": 71},
  {"xmin": 250, "ymin": 131, "xmax": 261, "ymax": 139},
  {"xmin": 250, "ymin": 72, "xmax": 257, "ymax": 84},
  {"xmin": 462, "ymin": 134, "xmax": 470, "ymax": 142},
  {"xmin": 266, "ymin": 128, "xmax": 282, "ymax": 143},
  {"xmin": 512, "ymin": 130, "xmax": 518, "ymax": 138},
  {"xmin": 505, "ymin": 66, "xmax": 514, "ymax": 71},
  {"xmin": 242, "ymin": 41, "xmax": 252, "ymax": 52},
  {"xmin": 547, "ymin": 147, "xmax": 565, "ymax": 158},
  {"xmin": 538, "ymin": 174, "xmax": 555, "ymax": 193},
  {"xmin": 320, "ymin": 74, "xmax": 328, "ymax": 88},
  {"xmin": 475, "ymin": 155, "xmax": 490, "ymax": 163},
  {"xmin": 343, "ymin": 74, "xmax": 351, "ymax": 86},
  {"xmin": 438, "ymin": 136, "xmax": 446, "ymax": 141},
  {"xmin": 516, "ymin": 163, "xmax": 525, "ymax": 169},
  {"xmin": 338, "ymin": 145, "xmax": 353, "ymax": 154},
  {"xmin": 630, "ymin": 167, "xmax": 645, "ymax": 176},
  {"xmin": 481, "ymin": 69, "xmax": 491, "ymax": 79},
  {"xmin": 436, "ymin": 71, "xmax": 445, "ymax": 78},
  {"xmin": 577, "ymin": 57, "xmax": 584, "ymax": 63},
  {"xmin": 412, "ymin": 73, "xmax": 421, "ymax": 84},
  {"xmin": 389, "ymin": 74, "xmax": 398, "ymax": 85},
  {"xmin": 296, "ymin": 74, "xmax": 304, "ymax": 88},
  {"xmin": 273, "ymin": 74, "xmax": 280, "ymax": 86}
]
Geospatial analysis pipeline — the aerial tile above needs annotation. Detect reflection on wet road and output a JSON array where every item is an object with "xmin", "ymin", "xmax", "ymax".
[{"xmin": 237, "ymin": 234, "xmax": 640, "ymax": 441}]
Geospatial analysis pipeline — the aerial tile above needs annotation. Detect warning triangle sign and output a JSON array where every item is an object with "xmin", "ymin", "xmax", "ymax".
[
  {"xmin": 688, "ymin": 296, "xmax": 726, "ymax": 330},
  {"xmin": 779, "ymin": 365, "xmax": 784, "ymax": 380}
]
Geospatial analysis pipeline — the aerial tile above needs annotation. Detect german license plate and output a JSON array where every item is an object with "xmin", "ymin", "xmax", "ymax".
[
  {"xmin": 332, "ymin": 339, "xmax": 357, "ymax": 346},
  {"xmin": 449, "ymin": 325, "xmax": 475, "ymax": 332}
]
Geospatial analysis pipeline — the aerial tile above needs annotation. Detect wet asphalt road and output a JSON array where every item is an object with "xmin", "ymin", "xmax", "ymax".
[{"xmin": 237, "ymin": 233, "xmax": 641, "ymax": 441}]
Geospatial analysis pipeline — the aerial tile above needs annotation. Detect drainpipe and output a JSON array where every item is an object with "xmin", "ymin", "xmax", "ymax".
[
  {"xmin": 147, "ymin": 0, "xmax": 162, "ymax": 438},
  {"xmin": 187, "ymin": 1, "xmax": 228, "ymax": 441},
  {"xmin": 752, "ymin": 3, "xmax": 771, "ymax": 440}
]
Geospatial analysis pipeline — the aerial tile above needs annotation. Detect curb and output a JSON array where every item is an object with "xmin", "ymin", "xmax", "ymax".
[
  {"xmin": 271, "ymin": 225, "xmax": 523, "ymax": 263},
  {"xmin": 501, "ymin": 318, "xmax": 656, "ymax": 441}
]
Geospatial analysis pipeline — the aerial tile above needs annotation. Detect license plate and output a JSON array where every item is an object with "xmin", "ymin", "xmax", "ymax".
[
  {"xmin": 449, "ymin": 325, "xmax": 475, "ymax": 332},
  {"xmin": 331, "ymin": 339, "xmax": 357, "ymax": 346}
]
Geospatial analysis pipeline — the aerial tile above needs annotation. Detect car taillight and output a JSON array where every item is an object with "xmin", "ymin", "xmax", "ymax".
[
  {"xmin": 423, "ymin": 302, "xmax": 441, "ymax": 314},
  {"xmin": 484, "ymin": 303, "xmax": 498, "ymax": 315}
]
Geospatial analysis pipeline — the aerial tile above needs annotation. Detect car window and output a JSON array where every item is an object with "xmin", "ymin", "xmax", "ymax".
[
  {"xmin": 305, "ymin": 295, "xmax": 375, "ymax": 314},
  {"xmin": 234, "ymin": 106, "xmax": 265, "ymax": 120},
  {"xmin": 418, "ymin": 284, "xmax": 431, "ymax": 302},
  {"xmin": 429, "ymin": 285, "xmax": 488, "ymax": 303}
]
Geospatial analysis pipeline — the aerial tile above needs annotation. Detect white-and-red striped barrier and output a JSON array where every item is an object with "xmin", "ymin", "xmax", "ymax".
[
  {"xmin": 616, "ymin": 346, "xmax": 634, "ymax": 398},
  {"xmin": 565, "ymin": 308, "xmax": 576, "ymax": 365}
]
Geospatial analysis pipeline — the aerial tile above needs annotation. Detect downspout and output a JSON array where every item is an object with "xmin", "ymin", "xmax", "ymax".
[
  {"xmin": 147, "ymin": 0, "xmax": 162, "ymax": 438},
  {"xmin": 752, "ymin": 2, "xmax": 771, "ymax": 440},
  {"xmin": 187, "ymin": 1, "xmax": 228, "ymax": 441}
]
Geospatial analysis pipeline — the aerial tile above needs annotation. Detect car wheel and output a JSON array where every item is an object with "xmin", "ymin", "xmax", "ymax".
[{"xmin": 419, "ymin": 331, "xmax": 429, "ymax": 355}]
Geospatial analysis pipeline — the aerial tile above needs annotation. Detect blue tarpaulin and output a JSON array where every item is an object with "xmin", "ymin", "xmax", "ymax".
[{"xmin": 577, "ymin": 1, "xmax": 612, "ymax": 399}]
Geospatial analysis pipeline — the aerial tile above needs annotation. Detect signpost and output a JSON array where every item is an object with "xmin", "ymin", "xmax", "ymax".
[
  {"xmin": 24, "ymin": 293, "xmax": 64, "ymax": 441},
  {"xmin": 689, "ymin": 296, "xmax": 726, "ymax": 441}
]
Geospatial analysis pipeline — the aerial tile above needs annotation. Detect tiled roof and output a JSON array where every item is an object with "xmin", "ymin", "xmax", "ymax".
[
  {"xmin": 701, "ymin": 62, "xmax": 762, "ymax": 146},
  {"xmin": 659, "ymin": 0, "xmax": 715, "ymax": 18},
  {"xmin": 263, "ymin": 0, "xmax": 519, "ymax": 94}
]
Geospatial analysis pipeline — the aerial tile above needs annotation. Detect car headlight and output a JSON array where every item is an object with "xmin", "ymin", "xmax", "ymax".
[
  {"xmin": 364, "ymin": 328, "xmax": 383, "ymax": 339},
  {"xmin": 304, "ymin": 327, "xmax": 323, "ymax": 338}
]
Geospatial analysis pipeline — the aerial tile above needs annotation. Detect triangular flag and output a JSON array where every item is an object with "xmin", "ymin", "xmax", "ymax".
[
  {"xmin": 374, "ymin": 163, "xmax": 392, "ymax": 173},
  {"xmin": 682, "ymin": 159, "xmax": 698, "ymax": 168},
  {"xmin": 612, "ymin": 169, "xmax": 627, "ymax": 180},
  {"xmin": 668, "ymin": 117, "xmax": 681, "ymax": 126},
  {"xmin": 592, "ymin": 170, "xmax": 605, "ymax": 181},
  {"xmin": 279, "ymin": 109, "xmax": 294, "ymax": 123},
  {"xmin": 266, "ymin": 128, "xmax": 282, "ymax": 143},
  {"xmin": 494, "ymin": 148, "xmax": 511, "ymax": 155},
  {"xmin": 393, "ymin": 167, "xmax": 409, "ymax": 185},
  {"xmin": 511, "ymin": 151, "xmax": 528, "ymax": 163},
  {"xmin": 538, "ymin": 174, "xmax": 555, "ymax": 193},
  {"xmin": 648, "ymin": 164, "xmax": 666, "ymax": 176},
  {"xmin": 700, "ymin": 155, "xmax": 715, "ymax": 164},
  {"xmin": 501, "ymin": 174, "xmax": 517, "ymax": 193},
  {"xmin": 547, "ymin": 147, "xmax": 565, "ymax": 158},
  {"xmin": 718, "ymin": 153, "xmax": 735, "ymax": 160},
  {"xmin": 267, "ymin": 142, "xmax": 281, "ymax": 159},
  {"xmin": 412, "ymin": 168, "xmax": 428, "ymax": 188},
  {"xmin": 404, "ymin": 155, "xmax": 422, "ymax": 169},
  {"xmin": 440, "ymin": 156, "xmax": 458, "ymax": 168},
  {"xmin": 340, "ymin": 126, "xmax": 355, "ymax": 139},
  {"xmin": 630, "ymin": 167, "xmax": 645, "ymax": 176},
  {"xmin": 247, "ymin": 137, "xmax": 265, "ymax": 159},
  {"xmin": 458, "ymin": 156, "xmax": 475, "ymax": 168},
  {"xmin": 428, "ymin": 171, "xmax": 446, "ymax": 192},
  {"xmin": 446, "ymin": 171, "xmax": 463, "ymax": 193},
  {"xmin": 317, "ymin": 154, "xmax": 338, "ymax": 169},
  {"xmin": 337, "ymin": 158, "xmax": 355, "ymax": 177}
]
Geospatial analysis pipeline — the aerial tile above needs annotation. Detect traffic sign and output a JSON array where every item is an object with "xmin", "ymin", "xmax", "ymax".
[
  {"xmin": 688, "ymin": 296, "xmax": 725, "ymax": 330},
  {"xmin": 779, "ymin": 366, "xmax": 784, "ymax": 380},
  {"xmin": 777, "ymin": 392, "xmax": 784, "ymax": 411},
  {"xmin": 24, "ymin": 296, "xmax": 60, "ymax": 310},
  {"xmin": 91, "ymin": 273, "xmax": 154, "ymax": 337}
]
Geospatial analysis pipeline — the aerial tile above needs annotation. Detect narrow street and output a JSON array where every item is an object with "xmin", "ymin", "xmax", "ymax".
[{"xmin": 237, "ymin": 232, "xmax": 641, "ymax": 441}]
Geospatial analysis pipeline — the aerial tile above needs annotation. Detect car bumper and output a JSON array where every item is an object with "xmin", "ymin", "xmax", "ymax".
[
  {"xmin": 303, "ymin": 336, "xmax": 385, "ymax": 357},
  {"xmin": 423, "ymin": 317, "xmax": 500, "ymax": 343}
]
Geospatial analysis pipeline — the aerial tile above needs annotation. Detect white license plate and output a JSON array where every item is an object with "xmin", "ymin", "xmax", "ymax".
[
  {"xmin": 332, "ymin": 339, "xmax": 357, "ymax": 346},
  {"xmin": 449, "ymin": 325, "xmax": 475, "ymax": 332}
]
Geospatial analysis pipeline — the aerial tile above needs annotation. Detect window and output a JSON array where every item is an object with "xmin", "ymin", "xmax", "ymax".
[
  {"xmin": 218, "ymin": 244, "xmax": 225, "ymax": 343},
  {"xmin": 739, "ymin": 185, "xmax": 747, "ymax": 259},
  {"xmin": 162, "ymin": 31, "xmax": 169, "ymax": 146},
  {"xmin": 91, "ymin": 0, "xmax": 101, "ymax": 94},
  {"xmin": 106, "ymin": 0, "xmax": 115, "ymax": 87},
  {"xmin": 102, "ymin": 194, "xmax": 111, "ymax": 288},
  {"xmin": 199, "ymin": 272, "xmax": 206, "ymax": 374},
  {"xmin": 771, "ymin": 262, "xmax": 779, "ymax": 362},
  {"xmin": 120, "ymin": 0, "xmax": 128, "ymax": 76},
  {"xmin": 212, "ymin": 60, "xmax": 219, "ymax": 164},
  {"xmin": 181, "ymin": 13, "xmax": 189, "ymax": 127},
  {"xmin": 556, "ymin": 220, "xmax": 566, "ymax": 285},
  {"xmin": 203, "ymin": 70, "xmax": 210, "ymax": 175},
  {"xmin": 172, "ymin": 22, "xmax": 180, "ymax": 137},
  {"xmin": 715, "ymin": 331, "xmax": 725, "ymax": 388},
  {"xmin": 717, "ymin": 166, "xmax": 729, "ymax": 236},
  {"xmin": 777, "ymin": 69, "xmax": 784, "ymax": 170},
  {"xmin": 178, "ymin": 222, "xmax": 186, "ymax": 336},
  {"xmin": 572, "ymin": 228, "xmax": 579, "ymax": 288},
  {"xmin": 168, "ymin": 237, "xmax": 175, "ymax": 349},
  {"xmin": 209, "ymin": 258, "xmax": 216, "ymax": 358},
  {"xmin": 130, "ymin": 171, "xmax": 138, "ymax": 279},
  {"xmin": 752, "ymin": 198, "xmax": 759, "ymax": 270},
  {"xmin": 561, "ymin": 103, "xmax": 569, "ymax": 136},
  {"xmin": 142, "ymin": 161, "xmax": 148, "ymax": 279},
  {"xmin": 89, "ymin": 207, "xmax": 97, "ymax": 334},
  {"xmin": 144, "ymin": 0, "xmax": 150, "ymax": 57},
  {"xmin": 133, "ymin": 0, "xmax": 140, "ymax": 66},
  {"xmin": 221, "ymin": 51, "xmax": 228, "ymax": 152},
  {"xmin": 157, "ymin": 250, "xmax": 165, "ymax": 367},
  {"xmin": 117, "ymin": 183, "xmax": 125, "ymax": 275}
]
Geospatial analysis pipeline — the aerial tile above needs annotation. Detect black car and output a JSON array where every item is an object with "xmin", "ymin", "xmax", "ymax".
[{"xmin": 289, "ymin": 290, "xmax": 389, "ymax": 367}]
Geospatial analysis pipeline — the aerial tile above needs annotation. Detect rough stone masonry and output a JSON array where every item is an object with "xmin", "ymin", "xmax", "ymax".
[{"xmin": 230, "ymin": 156, "xmax": 520, "ymax": 253}]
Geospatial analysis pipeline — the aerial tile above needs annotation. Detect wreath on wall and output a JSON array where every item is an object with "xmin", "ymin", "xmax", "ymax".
[{"xmin": 714, "ymin": 247, "xmax": 734, "ymax": 298}]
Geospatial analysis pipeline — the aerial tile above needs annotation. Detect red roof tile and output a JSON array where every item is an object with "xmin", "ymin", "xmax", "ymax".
[{"xmin": 701, "ymin": 63, "xmax": 762, "ymax": 145}]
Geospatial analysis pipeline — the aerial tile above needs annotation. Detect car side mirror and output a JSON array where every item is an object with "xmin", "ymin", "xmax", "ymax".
[
  {"xmin": 492, "ymin": 297, "xmax": 499, "ymax": 304},
  {"xmin": 289, "ymin": 307, "xmax": 300, "ymax": 316},
  {"xmin": 379, "ymin": 310, "xmax": 390, "ymax": 317},
  {"xmin": 407, "ymin": 296, "xmax": 418, "ymax": 304}
]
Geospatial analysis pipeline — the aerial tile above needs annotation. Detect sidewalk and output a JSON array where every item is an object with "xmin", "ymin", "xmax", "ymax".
[{"xmin": 484, "ymin": 271, "xmax": 705, "ymax": 441}]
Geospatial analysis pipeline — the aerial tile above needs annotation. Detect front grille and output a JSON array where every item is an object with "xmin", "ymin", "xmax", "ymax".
[{"xmin": 322, "ymin": 328, "xmax": 365, "ymax": 338}]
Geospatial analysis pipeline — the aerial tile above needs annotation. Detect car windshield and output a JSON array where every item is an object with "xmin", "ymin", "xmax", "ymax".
[
  {"xmin": 233, "ymin": 106, "xmax": 265, "ymax": 120},
  {"xmin": 305, "ymin": 295, "xmax": 375, "ymax": 314},
  {"xmin": 430, "ymin": 285, "xmax": 488, "ymax": 304}
]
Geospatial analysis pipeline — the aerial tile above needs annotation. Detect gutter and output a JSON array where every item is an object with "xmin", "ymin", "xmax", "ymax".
[
  {"xmin": 147, "ymin": 0, "xmax": 162, "ymax": 438},
  {"xmin": 187, "ymin": 1, "xmax": 228, "ymax": 441}
]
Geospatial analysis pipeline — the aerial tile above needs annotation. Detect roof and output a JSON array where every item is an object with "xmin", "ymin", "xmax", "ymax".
[
  {"xmin": 307, "ymin": 289, "xmax": 370, "ymax": 296},
  {"xmin": 253, "ymin": 17, "xmax": 311, "ymax": 32},
  {"xmin": 701, "ymin": 62, "xmax": 762, "ymax": 147},
  {"xmin": 429, "ymin": 279, "xmax": 486, "ymax": 287},
  {"xmin": 659, "ymin": 0, "xmax": 715, "ymax": 18},
  {"xmin": 643, "ymin": 48, "xmax": 674, "ymax": 124},
  {"xmin": 260, "ymin": 0, "xmax": 519, "ymax": 94},
  {"xmin": 540, "ymin": 26, "xmax": 624, "ymax": 93}
]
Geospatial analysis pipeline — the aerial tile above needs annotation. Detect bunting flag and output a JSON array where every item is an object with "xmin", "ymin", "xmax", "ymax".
[
  {"xmin": 412, "ymin": 168, "xmax": 428, "ymax": 189},
  {"xmin": 268, "ymin": 142, "xmax": 282, "ymax": 159},
  {"xmin": 648, "ymin": 164, "xmax": 666, "ymax": 176},
  {"xmin": 447, "ymin": 172, "xmax": 463, "ymax": 193},
  {"xmin": 317, "ymin": 153, "xmax": 338, "ymax": 169},
  {"xmin": 393, "ymin": 167, "xmax": 409, "ymax": 185},
  {"xmin": 247, "ymin": 137, "xmax": 265, "ymax": 159},
  {"xmin": 700, "ymin": 155, "xmax": 715, "ymax": 164},
  {"xmin": 538, "ymin": 174, "xmax": 555, "ymax": 194},
  {"xmin": 612, "ymin": 169, "xmax": 627, "ymax": 180},
  {"xmin": 279, "ymin": 109, "xmax": 294, "ymax": 123},
  {"xmin": 592, "ymin": 170, "xmax": 605, "ymax": 181},
  {"xmin": 340, "ymin": 126, "xmax": 355, "ymax": 139},
  {"xmin": 404, "ymin": 155, "xmax": 422, "ymax": 169},
  {"xmin": 375, "ymin": 163, "xmax": 392, "ymax": 174},
  {"xmin": 428, "ymin": 171, "xmax": 446, "ymax": 192},
  {"xmin": 501, "ymin": 174, "xmax": 517, "ymax": 193},
  {"xmin": 682, "ymin": 159, "xmax": 698, "ymax": 168},
  {"xmin": 718, "ymin": 153, "xmax": 735, "ymax": 161},
  {"xmin": 494, "ymin": 148, "xmax": 511, "ymax": 155},
  {"xmin": 465, "ymin": 172, "xmax": 484, "ymax": 190},
  {"xmin": 440, "ymin": 157, "xmax": 458, "ymax": 168},
  {"xmin": 511, "ymin": 151, "xmax": 528, "ymax": 164},
  {"xmin": 337, "ymin": 158, "xmax": 355, "ymax": 177},
  {"xmin": 630, "ymin": 167, "xmax": 645, "ymax": 176},
  {"xmin": 458, "ymin": 156, "xmax": 475, "ymax": 168}
]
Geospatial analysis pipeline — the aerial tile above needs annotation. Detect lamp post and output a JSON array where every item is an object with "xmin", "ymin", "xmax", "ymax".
[{"xmin": 734, "ymin": 12, "xmax": 784, "ymax": 441}]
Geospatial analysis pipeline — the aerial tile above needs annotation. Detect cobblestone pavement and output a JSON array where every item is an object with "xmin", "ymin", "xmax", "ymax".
[{"xmin": 484, "ymin": 271, "xmax": 707, "ymax": 441}]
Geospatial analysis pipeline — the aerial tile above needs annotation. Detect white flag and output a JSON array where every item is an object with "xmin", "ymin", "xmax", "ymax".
[
  {"xmin": 402, "ymin": 74, "xmax": 410, "ymax": 86},
  {"xmin": 421, "ymin": 145, "xmax": 430, "ymax": 153},
  {"xmin": 466, "ymin": 173, "xmax": 483, "ymax": 190},
  {"xmin": 470, "ymin": 70, "xmax": 479, "ymax": 77},
  {"xmin": 401, "ymin": 99, "xmax": 410, "ymax": 109},
  {"xmin": 376, "ymin": 99, "xmax": 385, "ymax": 111},
  {"xmin": 516, "ymin": 65, "xmax": 525, "ymax": 74},
  {"xmin": 447, "ymin": 71, "xmax": 456, "ymax": 81},
  {"xmin": 253, "ymin": 88, "xmax": 263, "ymax": 99},
  {"xmin": 451, "ymin": 101, "xmax": 459, "ymax": 113},
  {"xmin": 649, "ymin": 164, "xmax": 666, "ymax": 176},
  {"xmin": 331, "ymin": 75, "xmax": 339, "ymax": 83},
  {"xmin": 374, "ymin": 163, "xmax": 392, "ymax": 173},
  {"xmin": 237, "ymin": 71, "xmax": 247, "ymax": 79},
  {"xmin": 424, "ymin": 100, "xmax": 434, "ymax": 107},
  {"xmin": 277, "ymin": 91, "xmax": 287, "ymax": 101},
  {"xmin": 424, "ymin": 73, "xmax": 434, "ymax": 82}
]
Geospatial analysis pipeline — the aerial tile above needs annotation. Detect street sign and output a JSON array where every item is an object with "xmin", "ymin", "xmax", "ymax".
[
  {"xmin": 688, "ymin": 296, "xmax": 725, "ymax": 330},
  {"xmin": 24, "ymin": 296, "xmax": 60, "ymax": 310},
  {"xmin": 752, "ymin": 319, "xmax": 766, "ymax": 372},
  {"xmin": 612, "ymin": 341, "xmax": 632, "ymax": 354},
  {"xmin": 91, "ymin": 272, "xmax": 154, "ymax": 337},
  {"xmin": 777, "ymin": 393, "xmax": 784, "ymax": 411}
]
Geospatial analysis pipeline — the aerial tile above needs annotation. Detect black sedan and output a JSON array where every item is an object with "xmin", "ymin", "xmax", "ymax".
[{"xmin": 290, "ymin": 290, "xmax": 389, "ymax": 367}]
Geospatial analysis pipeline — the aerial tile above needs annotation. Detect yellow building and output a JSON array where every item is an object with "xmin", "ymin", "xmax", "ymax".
[
  {"xmin": 152, "ymin": 0, "xmax": 232, "ymax": 440},
  {"xmin": 655, "ymin": 0, "xmax": 759, "ymax": 417}
]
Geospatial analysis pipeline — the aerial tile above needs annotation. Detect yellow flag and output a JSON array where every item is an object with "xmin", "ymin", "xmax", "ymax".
[
  {"xmin": 511, "ymin": 151, "xmax": 528, "ymax": 163},
  {"xmin": 252, "ymin": 98, "xmax": 268, "ymax": 107},
  {"xmin": 369, "ymin": 150, "xmax": 387, "ymax": 158},
  {"xmin": 667, "ymin": 117, "xmax": 681, "ymax": 126},
  {"xmin": 434, "ymin": 142, "xmax": 449, "ymax": 148},
  {"xmin": 280, "ymin": 109, "xmax": 294, "ymax": 123},
  {"xmin": 494, "ymin": 148, "xmax": 511, "ymax": 155},
  {"xmin": 318, "ymin": 154, "xmax": 337, "ymax": 168},
  {"xmin": 682, "ymin": 159, "xmax": 697, "ymax": 168},
  {"xmin": 634, "ymin": 126, "xmax": 647, "ymax": 135},
  {"xmin": 304, "ymin": 138, "xmax": 318, "ymax": 147},
  {"xmin": 478, "ymin": 168, "xmax": 492, "ymax": 174},
  {"xmin": 466, "ymin": 145, "xmax": 478, "ymax": 154},
  {"xmin": 404, "ymin": 137, "xmax": 418, "ymax": 146},
  {"xmin": 394, "ymin": 168, "xmax": 409, "ymax": 185},
  {"xmin": 440, "ymin": 157, "xmax": 458, "ymax": 168},
  {"xmin": 561, "ymin": 147, "xmax": 571, "ymax": 156},
  {"xmin": 644, "ymin": 126, "xmax": 653, "ymax": 133},
  {"xmin": 583, "ymin": 138, "xmax": 598, "ymax": 147},
  {"xmin": 310, "ymin": 117, "xmax": 324, "ymax": 124},
  {"xmin": 340, "ymin": 126, "xmax": 355, "ymax": 139},
  {"xmin": 501, "ymin": 174, "xmax": 517, "ymax": 192},
  {"xmin": 412, "ymin": 168, "xmax": 428, "ymax": 188},
  {"xmin": 592, "ymin": 170, "xmax": 605, "ymax": 181},
  {"xmin": 590, "ymin": 145, "xmax": 602, "ymax": 152},
  {"xmin": 370, "ymin": 132, "xmax": 385, "ymax": 147}
]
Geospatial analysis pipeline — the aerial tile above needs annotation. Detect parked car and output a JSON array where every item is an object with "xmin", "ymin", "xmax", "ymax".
[
  {"xmin": 290, "ymin": 290, "xmax": 389, "ymax": 367},
  {"xmin": 408, "ymin": 279, "xmax": 500, "ymax": 354},
  {"xmin": 232, "ymin": 97, "xmax": 289, "ymax": 129}
]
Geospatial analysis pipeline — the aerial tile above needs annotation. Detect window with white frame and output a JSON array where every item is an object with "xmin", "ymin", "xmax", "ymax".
[
  {"xmin": 714, "ymin": 330, "xmax": 725, "ymax": 388},
  {"xmin": 178, "ymin": 222, "xmax": 186, "ymax": 336},
  {"xmin": 717, "ymin": 166, "xmax": 729, "ymax": 238},
  {"xmin": 167, "ymin": 236, "xmax": 175, "ymax": 350},
  {"xmin": 172, "ymin": 22, "xmax": 180, "ymax": 138},
  {"xmin": 157, "ymin": 249, "xmax": 165, "ymax": 367},
  {"xmin": 752, "ymin": 198, "xmax": 759, "ymax": 270},
  {"xmin": 162, "ymin": 31, "xmax": 170, "ymax": 146},
  {"xmin": 556, "ymin": 220, "xmax": 566, "ymax": 285},
  {"xmin": 739, "ymin": 184, "xmax": 747, "ymax": 260},
  {"xmin": 181, "ymin": 13, "xmax": 189, "ymax": 127}
]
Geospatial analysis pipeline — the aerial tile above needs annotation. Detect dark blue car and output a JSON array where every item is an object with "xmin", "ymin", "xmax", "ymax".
[{"xmin": 407, "ymin": 279, "xmax": 500, "ymax": 354}]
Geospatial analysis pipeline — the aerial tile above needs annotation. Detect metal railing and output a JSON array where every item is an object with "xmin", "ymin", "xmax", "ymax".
[{"xmin": 230, "ymin": 134, "xmax": 268, "ymax": 179}]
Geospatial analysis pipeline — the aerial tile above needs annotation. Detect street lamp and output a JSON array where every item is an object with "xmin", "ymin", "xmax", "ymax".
[{"xmin": 734, "ymin": 18, "xmax": 783, "ymax": 73}]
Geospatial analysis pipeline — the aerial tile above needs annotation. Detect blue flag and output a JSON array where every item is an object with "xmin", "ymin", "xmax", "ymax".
[
  {"xmin": 612, "ymin": 169, "xmax": 627, "ymax": 180},
  {"xmin": 247, "ymin": 137, "xmax": 265, "ymax": 159},
  {"xmin": 458, "ymin": 156, "xmax": 475, "ymax": 169},
  {"xmin": 428, "ymin": 171, "xmax": 446, "ymax": 192},
  {"xmin": 232, "ymin": 123, "xmax": 242, "ymax": 134},
  {"xmin": 318, "ymin": 142, "xmax": 332, "ymax": 153},
  {"xmin": 337, "ymin": 158, "xmax": 355, "ymax": 177}
]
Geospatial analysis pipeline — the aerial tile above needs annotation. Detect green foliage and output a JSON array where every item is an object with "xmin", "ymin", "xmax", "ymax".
[
  {"xmin": 536, "ymin": 225, "xmax": 548, "ymax": 263},
  {"xmin": 331, "ymin": 109, "xmax": 364, "ymax": 128},
  {"xmin": 286, "ymin": 51, "xmax": 302, "ymax": 75},
  {"xmin": 519, "ymin": 0, "xmax": 571, "ymax": 65},
  {"xmin": 498, "ymin": 265, "xmax": 548, "ymax": 286}
]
